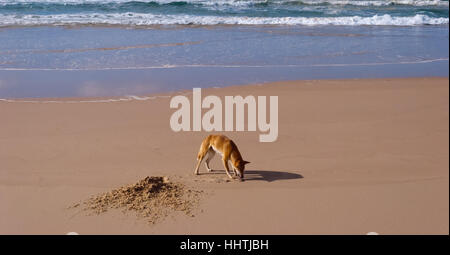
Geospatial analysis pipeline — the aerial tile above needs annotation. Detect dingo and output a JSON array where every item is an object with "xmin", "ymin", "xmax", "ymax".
[{"xmin": 194, "ymin": 135, "xmax": 250, "ymax": 181}]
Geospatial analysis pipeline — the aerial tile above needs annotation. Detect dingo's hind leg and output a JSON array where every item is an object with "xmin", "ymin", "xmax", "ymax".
[
  {"xmin": 205, "ymin": 147, "xmax": 215, "ymax": 172},
  {"xmin": 194, "ymin": 137, "xmax": 211, "ymax": 175},
  {"xmin": 194, "ymin": 156, "xmax": 204, "ymax": 175}
]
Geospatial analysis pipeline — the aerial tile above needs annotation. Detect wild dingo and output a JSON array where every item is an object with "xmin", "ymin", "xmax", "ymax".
[{"xmin": 194, "ymin": 135, "xmax": 250, "ymax": 181}]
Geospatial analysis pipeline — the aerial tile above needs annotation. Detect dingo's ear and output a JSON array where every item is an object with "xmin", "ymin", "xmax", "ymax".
[{"xmin": 243, "ymin": 161, "xmax": 250, "ymax": 165}]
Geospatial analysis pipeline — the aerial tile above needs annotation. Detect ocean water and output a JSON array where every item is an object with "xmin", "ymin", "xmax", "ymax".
[
  {"xmin": 0, "ymin": 0, "xmax": 448, "ymax": 27},
  {"xmin": 0, "ymin": 25, "xmax": 448, "ymax": 98},
  {"xmin": 0, "ymin": 1, "xmax": 448, "ymax": 98}
]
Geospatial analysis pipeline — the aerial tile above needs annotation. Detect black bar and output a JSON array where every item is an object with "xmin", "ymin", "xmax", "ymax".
[{"xmin": 0, "ymin": 235, "xmax": 448, "ymax": 254}]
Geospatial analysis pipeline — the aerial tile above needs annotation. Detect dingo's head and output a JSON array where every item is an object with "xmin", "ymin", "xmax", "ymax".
[{"xmin": 235, "ymin": 160, "xmax": 250, "ymax": 181}]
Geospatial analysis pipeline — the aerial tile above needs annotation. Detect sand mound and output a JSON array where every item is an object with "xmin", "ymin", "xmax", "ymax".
[{"xmin": 78, "ymin": 176, "xmax": 202, "ymax": 224}]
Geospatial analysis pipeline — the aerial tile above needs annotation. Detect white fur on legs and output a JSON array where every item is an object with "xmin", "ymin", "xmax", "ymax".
[
  {"xmin": 232, "ymin": 167, "xmax": 238, "ymax": 177},
  {"xmin": 204, "ymin": 147, "xmax": 215, "ymax": 172}
]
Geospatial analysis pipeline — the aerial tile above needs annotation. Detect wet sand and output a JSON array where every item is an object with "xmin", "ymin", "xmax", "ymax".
[{"xmin": 0, "ymin": 77, "xmax": 448, "ymax": 234}]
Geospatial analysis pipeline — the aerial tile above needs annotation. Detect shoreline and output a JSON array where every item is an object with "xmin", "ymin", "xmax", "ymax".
[
  {"xmin": 1, "ymin": 77, "xmax": 448, "ymax": 234},
  {"xmin": 1, "ymin": 58, "xmax": 448, "ymax": 71},
  {"xmin": 0, "ymin": 76, "xmax": 448, "ymax": 101},
  {"xmin": 1, "ymin": 25, "xmax": 448, "ymax": 98}
]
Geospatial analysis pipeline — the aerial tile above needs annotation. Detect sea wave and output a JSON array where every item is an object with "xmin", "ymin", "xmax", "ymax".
[
  {"xmin": 0, "ymin": 0, "xmax": 448, "ymax": 7},
  {"xmin": 298, "ymin": 1, "xmax": 449, "ymax": 7},
  {"xmin": 0, "ymin": 95, "xmax": 166, "ymax": 103},
  {"xmin": 0, "ymin": 13, "xmax": 448, "ymax": 26}
]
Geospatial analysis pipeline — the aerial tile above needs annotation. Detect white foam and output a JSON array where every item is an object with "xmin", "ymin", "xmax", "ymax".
[
  {"xmin": 0, "ymin": 95, "xmax": 153, "ymax": 103},
  {"xmin": 0, "ymin": 91, "xmax": 193, "ymax": 103},
  {"xmin": 0, "ymin": 0, "xmax": 256, "ymax": 6},
  {"xmin": 0, "ymin": 57, "xmax": 447, "ymax": 71},
  {"xmin": 0, "ymin": 0, "xmax": 447, "ymax": 7},
  {"xmin": 0, "ymin": 13, "xmax": 447, "ymax": 26},
  {"xmin": 300, "ymin": 0, "xmax": 449, "ymax": 7}
]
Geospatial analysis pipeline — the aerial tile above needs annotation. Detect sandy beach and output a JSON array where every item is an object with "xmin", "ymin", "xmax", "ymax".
[{"xmin": 0, "ymin": 77, "xmax": 448, "ymax": 234}]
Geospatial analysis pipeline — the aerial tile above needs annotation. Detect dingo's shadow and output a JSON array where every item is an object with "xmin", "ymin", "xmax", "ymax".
[
  {"xmin": 206, "ymin": 169, "xmax": 303, "ymax": 182},
  {"xmin": 244, "ymin": 170, "xmax": 303, "ymax": 182}
]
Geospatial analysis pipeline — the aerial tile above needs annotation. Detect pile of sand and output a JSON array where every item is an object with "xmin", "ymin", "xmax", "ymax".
[{"xmin": 76, "ymin": 176, "xmax": 202, "ymax": 224}]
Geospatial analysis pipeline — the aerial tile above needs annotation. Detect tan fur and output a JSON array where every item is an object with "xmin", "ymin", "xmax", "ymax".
[{"xmin": 194, "ymin": 135, "xmax": 250, "ymax": 181}]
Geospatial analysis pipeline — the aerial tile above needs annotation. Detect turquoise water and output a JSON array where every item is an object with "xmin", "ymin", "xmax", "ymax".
[
  {"xmin": 0, "ymin": 0, "xmax": 448, "ymax": 26},
  {"xmin": 0, "ymin": 25, "xmax": 447, "ymax": 98},
  {"xmin": 0, "ymin": 1, "xmax": 448, "ymax": 98}
]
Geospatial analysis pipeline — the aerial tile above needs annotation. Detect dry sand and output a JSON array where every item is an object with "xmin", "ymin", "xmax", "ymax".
[
  {"xmin": 0, "ymin": 77, "xmax": 448, "ymax": 234},
  {"xmin": 74, "ymin": 176, "xmax": 202, "ymax": 224}
]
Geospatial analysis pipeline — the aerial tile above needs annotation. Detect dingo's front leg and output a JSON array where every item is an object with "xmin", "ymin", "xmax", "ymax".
[
  {"xmin": 222, "ymin": 158, "xmax": 233, "ymax": 179},
  {"xmin": 232, "ymin": 167, "xmax": 238, "ymax": 177}
]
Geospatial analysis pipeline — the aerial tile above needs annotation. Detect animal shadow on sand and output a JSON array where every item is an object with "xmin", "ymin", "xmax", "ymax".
[
  {"xmin": 244, "ymin": 170, "xmax": 303, "ymax": 182},
  {"xmin": 207, "ymin": 170, "xmax": 303, "ymax": 182}
]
